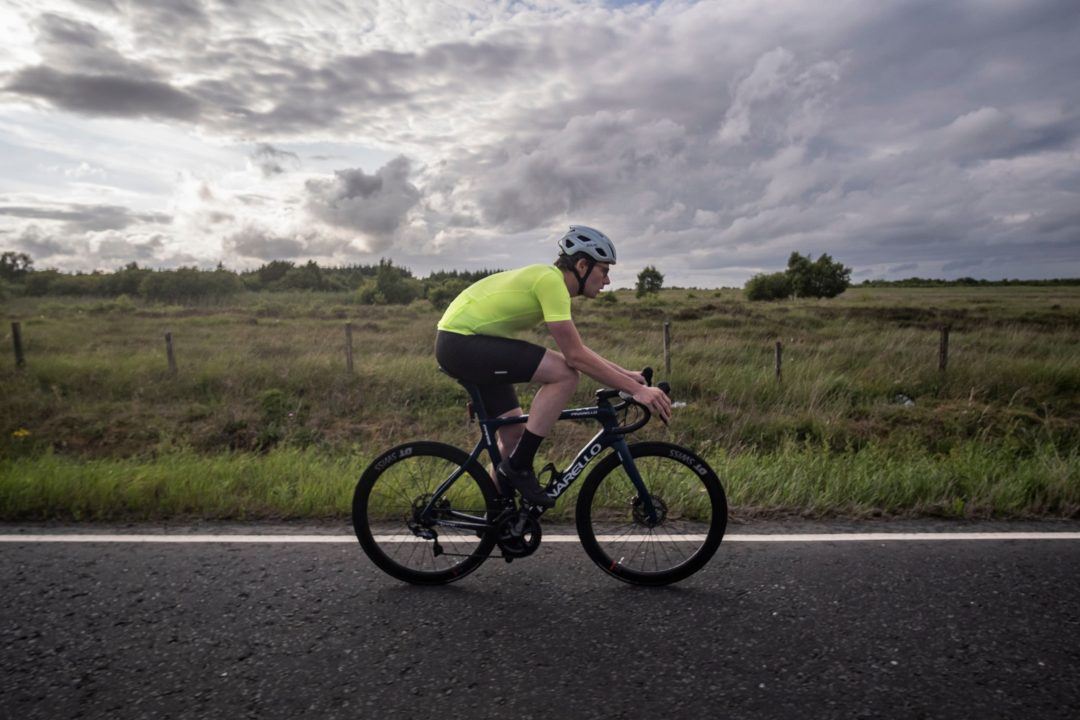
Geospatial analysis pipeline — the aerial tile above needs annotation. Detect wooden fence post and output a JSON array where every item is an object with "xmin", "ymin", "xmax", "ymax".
[
  {"xmin": 939, "ymin": 325, "xmax": 949, "ymax": 372},
  {"xmin": 663, "ymin": 320, "xmax": 671, "ymax": 376},
  {"xmin": 12, "ymin": 322, "xmax": 24, "ymax": 369},
  {"xmin": 164, "ymin": 331, "xmax": 177, "ymax": 376},
  {"xmin": 345, "ymin": 322, "xmax": 354, "ymax": 373},
  {"xmin": 775, "ymin": 340, "xmax": 783, "ymax": 382}
]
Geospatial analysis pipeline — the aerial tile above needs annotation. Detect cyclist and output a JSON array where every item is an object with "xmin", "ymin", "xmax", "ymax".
[{"xmin": 435, "ymin": 225, "xmax": 672, "ymax": 507}]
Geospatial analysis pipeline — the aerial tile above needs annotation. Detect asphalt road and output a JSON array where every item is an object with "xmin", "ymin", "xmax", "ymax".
[{"xmin": 2, "ymin": 522, "xmax": 1079, "ymax": 719}]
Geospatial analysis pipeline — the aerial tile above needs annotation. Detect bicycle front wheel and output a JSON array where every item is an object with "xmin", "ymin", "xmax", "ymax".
[
  {"xmin": 353, "ymin": 441, "xmax": 500, "ymax": 585},
  {"xmin": 576, "ymin": 442, "xmax": 727, "ymax": 586}
]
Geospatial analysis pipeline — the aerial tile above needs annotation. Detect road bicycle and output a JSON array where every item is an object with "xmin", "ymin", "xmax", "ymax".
[{"xmin": 352, "ymin": 368, "xmax": 727, "ymax": 586}]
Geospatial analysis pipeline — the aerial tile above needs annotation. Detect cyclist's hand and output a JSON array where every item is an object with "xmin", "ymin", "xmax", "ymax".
[
  {"xmin": 633, "ymin": 385, "xmax": 672, "ymax": 424},
  {"xmin": 627, "ymin": 370, "xmax": 647, "ymax": 385}
]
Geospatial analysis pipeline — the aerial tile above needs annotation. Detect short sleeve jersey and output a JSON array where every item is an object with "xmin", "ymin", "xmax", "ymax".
[{"xmin": 437, "ymin": 264, "xmax": 572, "ymax": 338}]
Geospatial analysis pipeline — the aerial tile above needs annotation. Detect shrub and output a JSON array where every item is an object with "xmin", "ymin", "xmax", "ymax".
[
  {"xmin": 427, "ymin": 278, "xmax": 470, "ymax": 310},
  {"xmin": 744, "ymin": 252, "xmax": 852, "ymax": 301},
  {"xmin": 139, "ymin": 268, "xmax": 244, "ymax": 303},
  {"xmin": 597, "ymin": 291, "xmax": 618, "ymax": 304},
  {"xmin": 745, "ymin": 272, "xmax": 792, "ymax": 301}
]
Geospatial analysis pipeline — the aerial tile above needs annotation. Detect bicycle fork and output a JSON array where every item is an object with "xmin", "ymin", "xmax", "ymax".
[{"xmin": 610, "ymin": 437, "xmax": 660, "ymax": 525}]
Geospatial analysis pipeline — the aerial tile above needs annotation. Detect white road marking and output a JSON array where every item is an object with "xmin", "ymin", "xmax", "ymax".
[{"xmin": 0, "ymin": 532, "xmax": 1078, "ymax": 543}]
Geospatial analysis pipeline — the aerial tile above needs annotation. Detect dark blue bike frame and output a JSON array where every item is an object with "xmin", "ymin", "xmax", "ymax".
[{"xmin": 421, "ymin": 384, "xmax": 659, "ymax": 527}]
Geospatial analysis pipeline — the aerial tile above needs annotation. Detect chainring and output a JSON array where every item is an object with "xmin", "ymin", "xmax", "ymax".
[{"xmin": 496, "ymin": 511, "xmax": 543, "ymax": 559}]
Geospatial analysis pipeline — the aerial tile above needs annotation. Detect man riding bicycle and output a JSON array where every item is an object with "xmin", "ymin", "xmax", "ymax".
[{"xmin": 435, "ymin": 225, "xmax": 673, "ymax": 508}]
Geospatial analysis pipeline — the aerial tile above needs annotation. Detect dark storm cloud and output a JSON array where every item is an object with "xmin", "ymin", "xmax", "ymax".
[
  {"xmin": 4, "ymin": 66, "xmax": 201, "ymax": 121},
  {"xmin": 31, "ymin": 12, "xmax": 141, "ymax": 75},
  {"xmin": 4, "ymin": 3, "xmax": 531, "ymax": 133},
  {"xmin": 70, "ymin": 0, "xmax": 120, "ymax": 12},
  {"xmin": 304, "ymin": 156, "xmax": 421, "ymax": 248},
  {"xmin": 222, "ymin": 225, "xmax": 357, "ymax": 261},
  {"xmin": 223, "ymin": 226, "xmax": 306, "ymax": 260},
  {"xmin": 0, "ymin": 203, "xmax": 171, "ymax": 233},
  {"xmin": 129, "ymin": 0, "xmax": 210, "ymax": 36},
  {"xmin": 96, "ymin": 233, "xmax": 166, "ymax": 261},
  {"xmin": 251, "ymin": 144, "xmax": 300, "ymax": 178},
  {"xmin": 13, "ymin": 226, "xmax": 68, "ymax": 258}
]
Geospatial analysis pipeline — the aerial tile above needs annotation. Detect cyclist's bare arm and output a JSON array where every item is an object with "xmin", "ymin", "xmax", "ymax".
[
  {"xmin": 598, "ymin": 355, "xmax": 646, "ymax": 385},
  {"xmin": 547, "ymin": 320, "xmax": 672, "ymax": 422}
]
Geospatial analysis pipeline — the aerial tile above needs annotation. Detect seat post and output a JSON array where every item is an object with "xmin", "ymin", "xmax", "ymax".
[
  {"xmin": 437, "ymin": 366, "xmax": 491, "ymax": 421},
  {"xmin": 458, "ymin": 380, "xmax": 490, "ymax": 421}
]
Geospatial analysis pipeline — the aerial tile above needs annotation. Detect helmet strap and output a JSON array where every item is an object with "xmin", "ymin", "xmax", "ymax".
[{"xmin": 572, "ymin": 259, "xmax": 596, "ymax": 296}]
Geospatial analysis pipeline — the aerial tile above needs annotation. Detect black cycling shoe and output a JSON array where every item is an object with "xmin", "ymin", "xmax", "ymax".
[{"xmin": 496, "ymin": 460, "xmax": 556, "ymax": 508}]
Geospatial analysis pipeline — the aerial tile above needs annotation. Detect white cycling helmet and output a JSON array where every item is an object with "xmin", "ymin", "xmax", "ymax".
[{"xmin": 556, "ymin": 225, "xmax": 616, "ymax": 265}]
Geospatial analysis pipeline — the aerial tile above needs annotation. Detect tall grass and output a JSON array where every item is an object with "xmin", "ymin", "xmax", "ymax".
[
  {"xmin": 1, "ymin": 441, "xmax": 1074, "ymax": 521},
  {"xmin": 2, "ymin": 285, "xmax": 1078, "ymax": 518}
]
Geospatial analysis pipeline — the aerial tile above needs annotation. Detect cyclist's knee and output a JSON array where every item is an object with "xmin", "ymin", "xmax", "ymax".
[
  {"xmin": 553, "ymin": 355, "xmax": 579, "ymax": 386},
  {"xmin": 534, "ymin": 349, "xmax": 579, "ymax": 387}
]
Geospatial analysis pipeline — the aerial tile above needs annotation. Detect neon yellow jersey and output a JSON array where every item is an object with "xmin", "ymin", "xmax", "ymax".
[{"xmin": 437, "ymin": 264, "xmax": 572, "ymax": 338}]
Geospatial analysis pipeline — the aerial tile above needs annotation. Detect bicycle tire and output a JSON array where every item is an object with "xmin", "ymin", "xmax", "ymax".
[
  {"xmin": 575, "ymin": 441, "xmax": 727, "ymax": 586},
  {"xmin": 353, "ymin": 441, "xmax": 500, "ymax": 585}
]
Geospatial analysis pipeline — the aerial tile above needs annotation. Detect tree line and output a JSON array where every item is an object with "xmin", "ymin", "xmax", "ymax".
[{"xmin": 0, "ymin": 252, "xmax": 497, "ymax": 307}]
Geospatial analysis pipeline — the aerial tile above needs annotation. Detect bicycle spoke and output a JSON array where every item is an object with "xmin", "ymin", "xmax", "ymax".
[
  {"xmin": 355, "ymin": 443, "xmax": 496, "ymax": 584},
  {"xmin": 579, "ymin": 443, "xmax": 726, "ymax": 584}
]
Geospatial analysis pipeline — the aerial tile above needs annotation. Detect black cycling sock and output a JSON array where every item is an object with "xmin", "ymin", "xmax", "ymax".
[{"xmin": 509, "ymin": 430, "xmax": 544, "ymax": 472}]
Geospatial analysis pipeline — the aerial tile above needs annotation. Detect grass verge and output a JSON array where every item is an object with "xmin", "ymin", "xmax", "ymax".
[{"xmin": 1, "ymin": 442, "xmax": 1076, "ymax": 522}]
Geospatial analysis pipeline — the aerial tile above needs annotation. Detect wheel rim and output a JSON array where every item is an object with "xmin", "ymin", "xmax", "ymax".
[
  {"xmin": 585, "ymin": 454, "xmax": 719, "ymax": 577},
  {"xmin": 362, "ymin": 452, "xmax": 492, "ymax": 576}
]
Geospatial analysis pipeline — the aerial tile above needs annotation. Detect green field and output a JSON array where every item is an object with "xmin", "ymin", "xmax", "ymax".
[{"xmin": 2, "ymin": 285, "xmax": 1078, "ymax": 520}]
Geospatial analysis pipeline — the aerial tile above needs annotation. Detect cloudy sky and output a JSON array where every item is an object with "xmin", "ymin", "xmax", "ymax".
[{"xmin": 1, "ymin": 0, "xmax": 1078, "ymax": 286}]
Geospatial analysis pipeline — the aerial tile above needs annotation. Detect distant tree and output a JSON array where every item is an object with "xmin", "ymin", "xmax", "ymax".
[
  {"xmin": 636, "ymin": 265, "xmax": 664, "ymax": 298},
  {"xmin": 140, "ymin": 267, "xmax": 243, "ymax": 303},
  {"xmin": 744, "ymin": 272, "xmax": 792, "ymax": 301},
  {"xmin": 255, "ymin": 260, "xmax": 295, "ymax": 288},
  {"xmin": 280, "ymin": 260, "xmax": 329, "ymax": 291},
  {"xmin": 103, "ymin": 262, "xmax": 149, "ymax": 296},
  {"xmin": 0, "ymin": 251, "xmax": 33, "ymax": 281},
  {"xmin": 786, "ymin": 252, "xmax": 851, "ymax": 299},
  {"xmin": 744, "ymin": 252, "xmax": 851, "ymax": 301},
  {"xmin": 357, "ymin": 258, "xmax": 421, "ymax": 305}
]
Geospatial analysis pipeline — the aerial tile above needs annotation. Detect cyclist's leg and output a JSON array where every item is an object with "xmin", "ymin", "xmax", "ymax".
[
  {"xmin": 489, "ymin": 407, "xmax": 524, "ymax": 493},
  {"xmin": 496, "ymin": 408, "xmax": 525, "ymax": 459},
  {"xmin": 471, "ymin": 384, "xmax": 525, "ymax": 493},
  {"xmin": 524, "ymin": 349, "xmax": 580, "ymax": 436}
]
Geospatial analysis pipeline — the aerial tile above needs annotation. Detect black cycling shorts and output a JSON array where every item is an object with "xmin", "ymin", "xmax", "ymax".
[{"xmin": 435, "ymin": 330, "xmax": 547, "ymax": 418}]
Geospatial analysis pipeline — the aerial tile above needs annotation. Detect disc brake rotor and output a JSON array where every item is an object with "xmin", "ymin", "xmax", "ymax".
[{"xmin": 631, "ymin": 495, "xmax": 668, "ymax": 527}]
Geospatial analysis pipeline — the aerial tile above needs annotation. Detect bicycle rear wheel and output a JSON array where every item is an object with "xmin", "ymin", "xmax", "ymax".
[
  {"xmin": 576, "ymin": 442, "xmax": 727, "ymax": 586},
  {"xmin": 353, "ymin": 441, "xmax": 500, "ymax": 585}
]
